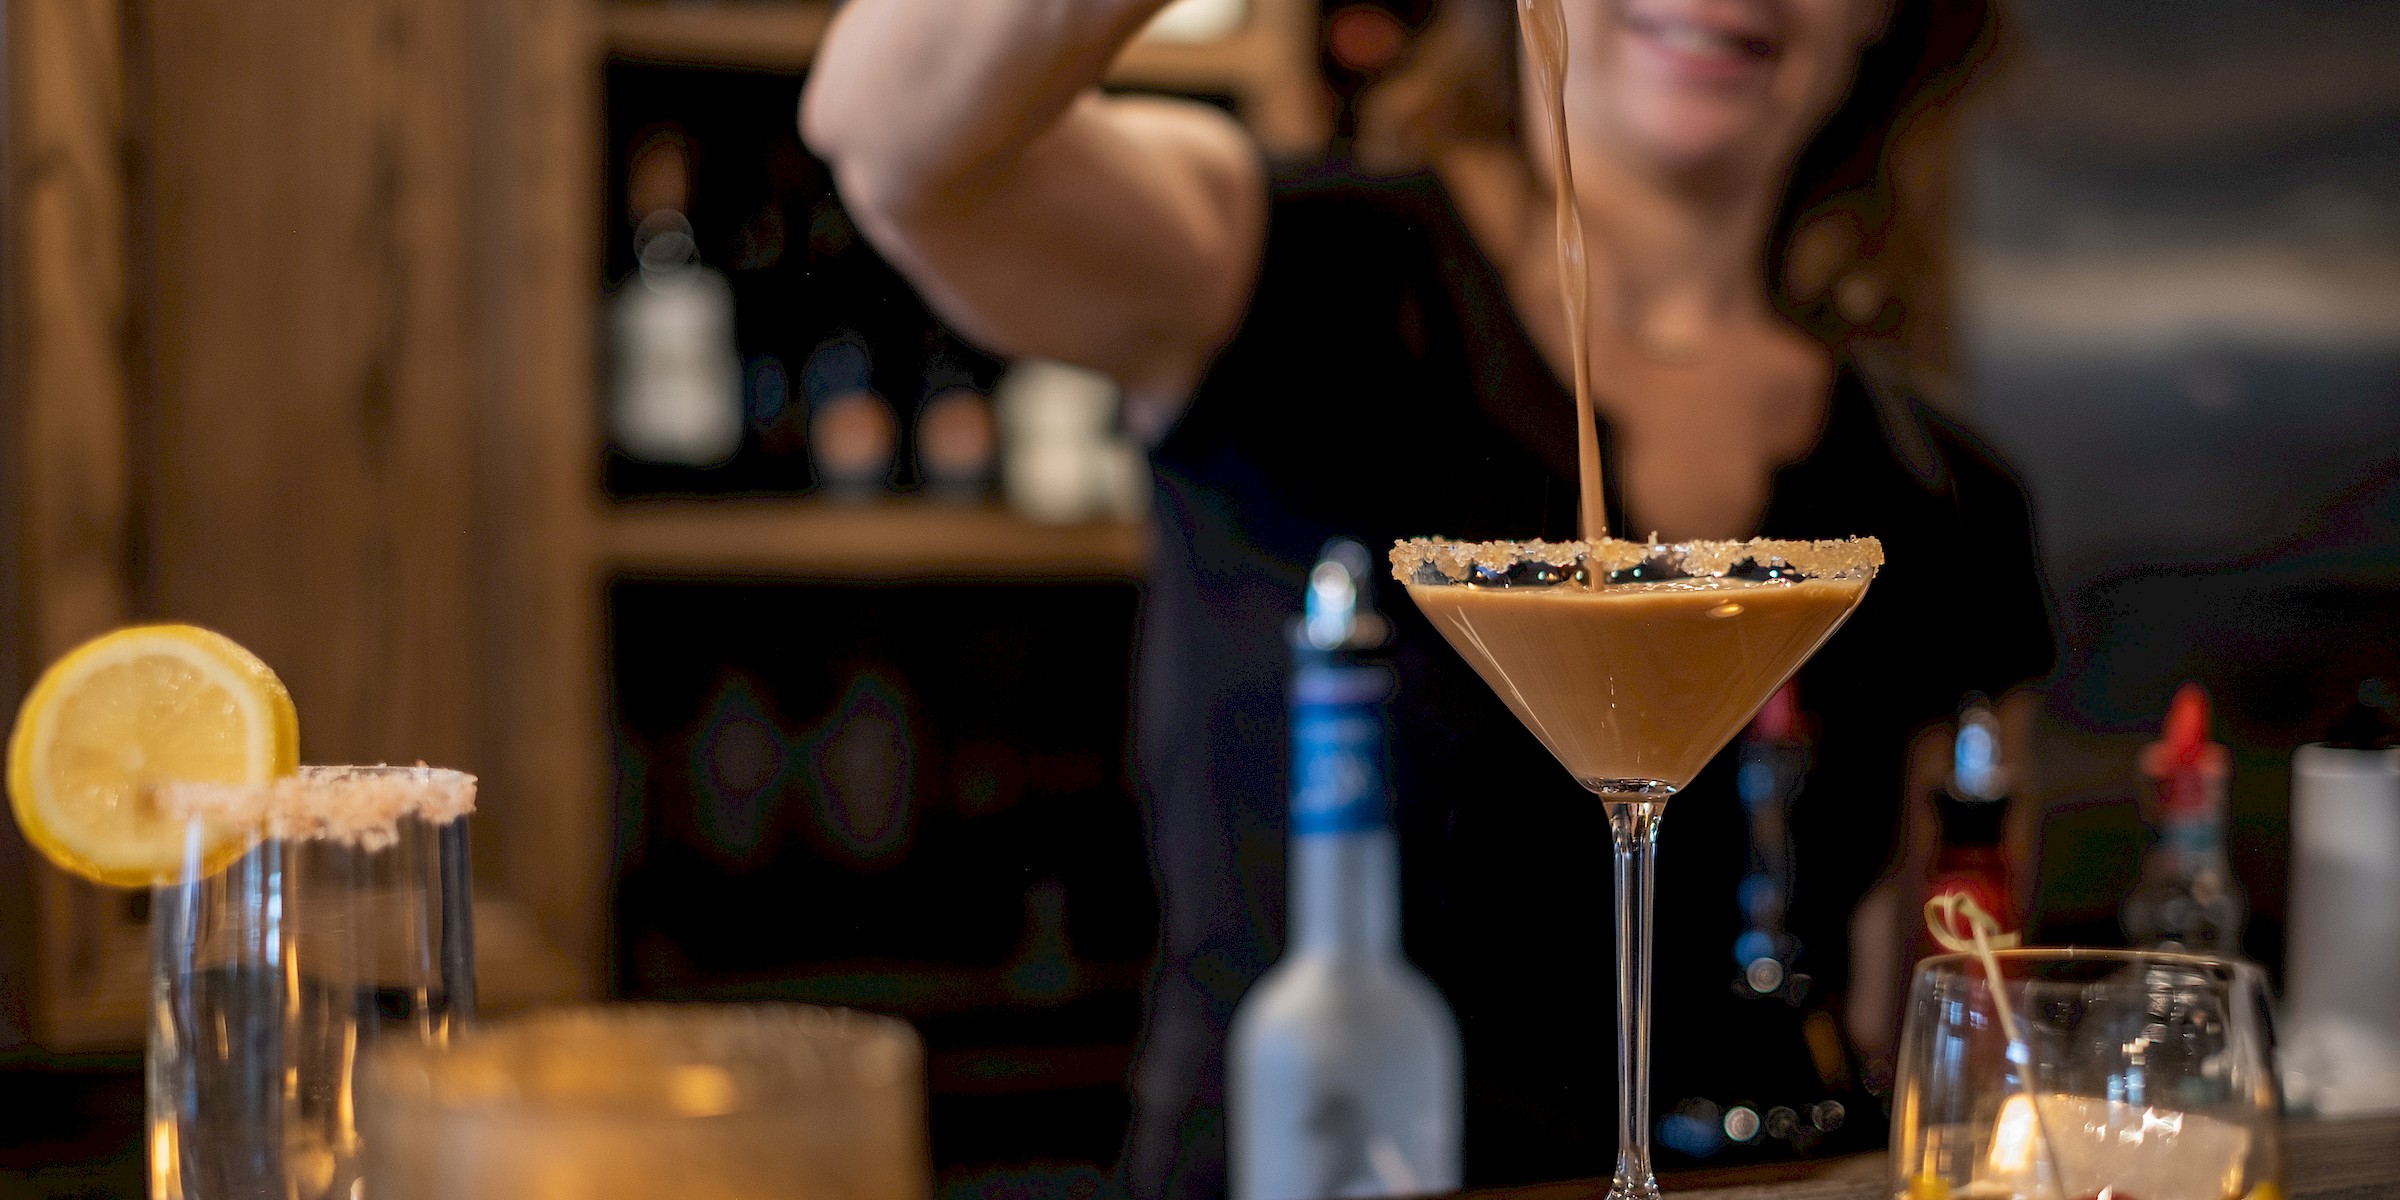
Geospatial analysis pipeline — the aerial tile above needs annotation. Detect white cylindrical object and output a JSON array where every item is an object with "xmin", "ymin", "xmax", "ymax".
[
  {"xmin": 612, "ymin": 264, "xmax": 745, "ymax": 466},
  {"xmin": 2282, "ymin": 744, "xmax": 2400, "ymax": 1115},
  {"xmin": 996, "ymin": 360, "xmax": 1117, "ymax": 523},
  {"xmin": 1143, "ymin": 0, "xmax": 1246, "ymax": 43}
]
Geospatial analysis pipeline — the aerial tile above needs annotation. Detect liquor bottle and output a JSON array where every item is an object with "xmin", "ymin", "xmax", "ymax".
[
  {"xmin": 916, "ymin": 386, "xmax": 997, "ymax": 501},
  {"xmin": 1228, "ymin": 540, "xmax": 1461, "ymax": 1200},
  {"xmin": 2121, "ymin": 683, "xmax": 2246, "ymax": 954},
  {"xmin": 1926, "ymin": 696, "xmax": 2019, "ymax": 940},
  {"xmin": 803, "ymin": 334, "xmax": 895, "ymax": 497},
  {"xmin": 1733, "ymin": 683, "xmax": 1807, "ymax": 1001},
  {"xmin": 611, "ymin": 130, "xmax": 744, "ymax": 468}
]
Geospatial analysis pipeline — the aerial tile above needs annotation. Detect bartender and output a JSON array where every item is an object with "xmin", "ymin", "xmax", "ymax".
[{"xmin": 801, "ymin": 0, "xmax": 2056, "ymax": 1195}]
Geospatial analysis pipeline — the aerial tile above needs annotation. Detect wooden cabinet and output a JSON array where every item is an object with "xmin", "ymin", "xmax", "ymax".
[{"xmin": 2, "ymin": 0, "xmax": 1317, "ymax": 1050}]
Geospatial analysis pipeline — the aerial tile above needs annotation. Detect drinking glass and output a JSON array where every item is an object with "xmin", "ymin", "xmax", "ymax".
[
  {"xmin": 1891, "ymin": 949, "xmax": 2280, "ymax": 1200},
  {"xmin": 1399, "ymin": 535, "xmax": 1878, "ymax": 1198},
  {"xmin": 148, "ymin": 765, "xmax": 477, "ymax": 1200},
  {"xmin": 359, "ymin": 1004, "xmax": 930, "ymax": 1200}
]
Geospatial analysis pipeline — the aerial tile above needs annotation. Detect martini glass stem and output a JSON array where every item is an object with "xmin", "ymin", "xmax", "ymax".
[{"xmin": 1607, "ymin": 797, "xmax": 1668, "ymax": 1200}]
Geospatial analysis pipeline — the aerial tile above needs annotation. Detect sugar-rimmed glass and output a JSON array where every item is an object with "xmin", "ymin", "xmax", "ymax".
[
  {"xmin": 148, "ymin": 765, "xmax": 476, "ymax": 1200},
  {"xmin": 1396, "ymin": 535, "xmax": 1880, "ymax": 1199},
  {"xmin": 1891, "ymin": 949, "xmax": 2280, "ymax": 1200}
]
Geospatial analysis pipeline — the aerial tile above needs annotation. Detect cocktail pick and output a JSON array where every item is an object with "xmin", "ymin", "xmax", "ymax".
[{"xmin": 1922, "ymin": 893, "xmax": 2067, "ymax": 1200}]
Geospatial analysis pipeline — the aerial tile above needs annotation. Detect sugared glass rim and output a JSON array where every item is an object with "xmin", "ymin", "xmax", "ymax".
[
  {"xmin": 365, "ymin": 1002, "xmax": 921, "ymax": 1114},
  {"xmin": 160, "ymin": 763, "xmax": 476, "ymax": 850},
  {"xmin": 1390, "ymin": 535, "xmax": 1884, "ymax": 587}
]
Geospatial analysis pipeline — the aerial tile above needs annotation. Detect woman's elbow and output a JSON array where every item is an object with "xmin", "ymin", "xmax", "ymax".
[
  {"xmin": 797, "ymin": 72, "xmax": 860, "ymax": 174},
  {"xmin": 801, "ymin": 79, "xmax": 945, "ymax": 232}
]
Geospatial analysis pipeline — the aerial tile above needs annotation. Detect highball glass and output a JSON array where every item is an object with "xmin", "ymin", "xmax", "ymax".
[{"xmin": 147, "ymin": 766, "xmax": 476, "ymax": 1200}]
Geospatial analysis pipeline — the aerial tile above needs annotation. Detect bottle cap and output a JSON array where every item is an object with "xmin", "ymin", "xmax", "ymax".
[
  {"xmin": 2140, "ymin": 682, "xmax": 2229, "ymax": 815},
  {"xmin": 1299, "ymin": 538, "xmax": 1391, "ymax": 652},
  {"xmin": 1932, "ymin": 697, "xmax": 2010, "ymax": 846},
  {"xmin": 1950, "ymin": 696, "xmax": 2008, "ymax": 802}
]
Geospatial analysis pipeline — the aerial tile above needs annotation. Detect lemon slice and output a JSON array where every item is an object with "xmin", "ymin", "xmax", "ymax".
[{"xmin": 6, "ymin": 624, "xmax": 299, "ymax": 886}]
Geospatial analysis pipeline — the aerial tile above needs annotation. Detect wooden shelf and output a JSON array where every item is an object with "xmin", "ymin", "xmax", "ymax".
[
  {"xmin": 603, "ymin": 1, "xmax": 1273, "ymax": 79},
  {"xmin": 597, "ymin": 0, "xmax": 1329, "ymax": 155},
  {"xmin": 599, "ymin": 500, "xmax": 1152, "ymax": 579},
  {"xmin": 602, "ymin": 2, "xmax": 832, "ymax": 69}
]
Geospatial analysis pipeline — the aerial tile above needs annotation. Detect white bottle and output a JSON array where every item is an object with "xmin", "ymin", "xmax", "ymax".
[
  {"xmin": 1229, "ymin": 541, "xmax": 1462, "ymax": 1200},
  {"xmin": 993, "ymin": 359, "xmax": 1149, "ymax": 523},
  {"xmin": 612, "ymin": 210, "xmax": 744, "ymax": 467},
  {"xmin": 2281, "ymin": 735, "xmax": 2400, "ymax": 1115}
]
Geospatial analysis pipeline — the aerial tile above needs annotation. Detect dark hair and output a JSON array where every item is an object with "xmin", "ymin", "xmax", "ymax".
[{"xmin": 1356, "ymin": 0, "xmax": 2006, "ymax": 392}]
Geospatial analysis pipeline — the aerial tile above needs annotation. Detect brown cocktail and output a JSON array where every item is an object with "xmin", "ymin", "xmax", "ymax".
[{"xmin": 1394, "ymin": 535, "xmax": 1880, "ymax": 1200}]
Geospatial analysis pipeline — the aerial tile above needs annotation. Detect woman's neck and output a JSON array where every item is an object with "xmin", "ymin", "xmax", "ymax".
[
  {"xmin": 1434, "ymin": 139, "xmax": 1835, "ymax": 541},
  {"xmin": 1437, "ymin": 140, "xmax": 1789, "ymax": 364},
  {"xmin": 1566, "ymin": 151, "xmax": 1786, "ymax": 361}
]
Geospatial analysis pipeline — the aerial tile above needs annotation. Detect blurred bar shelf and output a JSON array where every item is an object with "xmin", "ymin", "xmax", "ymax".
[
  {"xmin": 598, "ymin": 0, "xmax": 1327, "ymax": 154},
  {"xmin": 601, "ymin": 2, "xmax": 832, "ymax": 69},
  {"xmin": 599, "ymin": 500, "xmax": 1153, "ymax": 579}
]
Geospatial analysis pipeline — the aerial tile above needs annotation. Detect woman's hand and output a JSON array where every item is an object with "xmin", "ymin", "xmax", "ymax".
[{"xmin": 802, "ymin": 0, "xmax": 1266, "ymax": 429}]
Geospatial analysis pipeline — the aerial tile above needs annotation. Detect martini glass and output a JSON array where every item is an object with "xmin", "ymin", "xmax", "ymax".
[{"xmin": 1393, "ymin": 534, "xmax": 1881, "ymax": 1199}]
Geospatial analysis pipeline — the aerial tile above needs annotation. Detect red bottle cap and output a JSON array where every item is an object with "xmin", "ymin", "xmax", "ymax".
[
  {"xmin": 1750, "ymin": 681, "xmax": 1803, "ymax": 743},
  {"xmin": 2139, "ymin": 682, "xmax": 2229, "ymax": 811}
]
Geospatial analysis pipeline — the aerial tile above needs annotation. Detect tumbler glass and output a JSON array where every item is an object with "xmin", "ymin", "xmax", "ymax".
[
  {"xmin": 148, "ymin": 765, "xmax": 477, "ymax": 1200},
  {"xmin": 1890, "ymin": 949, "xmax": 2279, "ymax": 1200},
  {"xmin": 359, "ymin": 1004, "xmax": 930, "ymax": 1200}
]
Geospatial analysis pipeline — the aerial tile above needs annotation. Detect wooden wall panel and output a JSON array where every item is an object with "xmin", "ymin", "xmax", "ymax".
[
  {"xmin": 140, "ymin": 0, "xmax": 481, "ymax": 774},
  {"xmin": 470, "ymin": 0, "xmax": 606, "ymax": 1000},
  {"xmin": 6, "ymin": 0, "xmax": 145, "ymax": 1049},
  {"xmin": 135, "ymin": 0, "xmax": 592, "ymax": 1011},
  {"xmin": 5, "ymin": 0, "xmax": 613, "ymax": 1042}
]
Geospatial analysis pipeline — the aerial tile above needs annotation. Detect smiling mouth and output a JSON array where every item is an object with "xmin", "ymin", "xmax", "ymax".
[{"xmin": 1624, "ymin": 13, "xmax": 1778, "ymax": 61}]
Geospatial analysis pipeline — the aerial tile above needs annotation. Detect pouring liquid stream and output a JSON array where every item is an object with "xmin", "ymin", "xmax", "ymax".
[{"xmin": 1516, "ymin": 0, "xmax": 1607, "ymax": 546}]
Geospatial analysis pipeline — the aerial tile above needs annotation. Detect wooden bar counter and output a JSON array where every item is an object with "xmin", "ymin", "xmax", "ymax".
[{"xmin": 1461, "ymin": 1116, "xmax": 2400, "ymax": 1200}]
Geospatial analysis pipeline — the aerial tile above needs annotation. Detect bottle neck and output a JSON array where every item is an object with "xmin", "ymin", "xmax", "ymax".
[
  {"xmin": 2150, "ymin": 767, "xmax": 2230, "ymax": 869},
  {"xmin": 1287, "ymin": 655, "xmax": 1399, "ymax": 958},
  {"xmin": 2155, "ymin": 806, "xmax": 2229, "ymax": 868},
  {"xmin": 1934, "ymin": 842, "xmax": 2009, "ymax": 875},
  {"xmin": 1290, "ymin": 828, "xmax": 1401, "ymax": 957}
]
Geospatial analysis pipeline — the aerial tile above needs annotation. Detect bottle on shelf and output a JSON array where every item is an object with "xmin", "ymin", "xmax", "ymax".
[
  {"xmin": 2121, "ymin": 682, "xmax": 2245, "ymax": 955},
  {"xmin": 804, "ymin": 333, "xmax": 896, "ymax": 499},
  {"xmin": 811, "ymin": 389, "xmax": 897, "ymax": 499},
  {"xmin": 1228, "ymin": 540, "xmax": 1460, "ymax": 1200},
  {"xmin": 994, "ymin": 360, "xmax": 1149, "ymax": 524},
  {"xmin": 2279, "ymin": 679, "xmax": 2400, "ymax": 1115},
  {"xmin": 1926, "ymin": 696, "xmax": 2020, "ymax": 942},
  {"xmin": 610, "ymin": 127, "xmax": 745, "ymax": 468},
  {"xmin": 915, "ymin": 386, "xmax": 997, "ymax": 501}
]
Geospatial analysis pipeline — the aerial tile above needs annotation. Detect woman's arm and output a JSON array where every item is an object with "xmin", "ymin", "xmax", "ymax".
[{"xmin": 801, "ymin": 0, "xmax": 1266, "ymax": 415}]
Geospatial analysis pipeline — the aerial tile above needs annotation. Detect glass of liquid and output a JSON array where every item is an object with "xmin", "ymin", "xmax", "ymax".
[
  {"xmin": 148, "ymin": 765, "xmax": 477, "ymax": 1200},
  {"xmin": 1891, "ymin": 949, "xmax": 2281, "ymax": 1200},
  {"xmin": 358, "ymin": 1004, "xmax": 929, "ymax": 1200}
]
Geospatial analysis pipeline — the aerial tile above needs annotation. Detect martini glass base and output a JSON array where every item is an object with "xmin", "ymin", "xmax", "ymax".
[{"xmin": 1602, "ymin": 790, "xmax": 1669, "ymax": 1200}]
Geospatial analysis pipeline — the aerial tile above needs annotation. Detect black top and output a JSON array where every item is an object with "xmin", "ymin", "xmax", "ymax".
[{"xmin": 1124, "ymin": 169, "xmax": 2056, "ymax": 1200}]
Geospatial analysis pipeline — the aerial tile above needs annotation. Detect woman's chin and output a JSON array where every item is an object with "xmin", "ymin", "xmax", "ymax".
[{"xmin": 1611, "ymin": 101, "xmax": 1797, "ymax": 184}]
